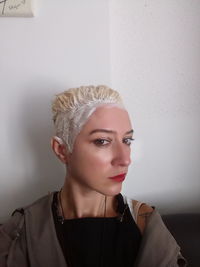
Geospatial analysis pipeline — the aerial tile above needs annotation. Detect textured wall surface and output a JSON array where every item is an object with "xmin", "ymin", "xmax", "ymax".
[
  {"xmin": 0, "ymin": 0, "xmax": 110, "ymax": 222},
  {"xmin": 110, "ymin": 0, "xmax": 200, "ymax": 213}
]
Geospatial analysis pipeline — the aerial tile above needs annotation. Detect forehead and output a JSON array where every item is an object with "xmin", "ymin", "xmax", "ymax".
[{"xmin": 81, "ymin": 106, "xmax": 132, "ymax": 134}]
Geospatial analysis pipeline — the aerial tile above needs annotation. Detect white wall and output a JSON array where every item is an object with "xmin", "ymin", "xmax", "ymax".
[
  {"xmin": 110, "ymin": 0, "xmax": 200, "ymax": 213},
  {"xmin": 0, "ymin": 0, "xmax": 110, "ymax": 222},
  {"xmin": 0, "ymin": 1, "xmax": 200, "ymax": 222}
]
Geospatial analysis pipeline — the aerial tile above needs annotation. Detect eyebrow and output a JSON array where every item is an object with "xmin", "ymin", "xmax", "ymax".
[{"xmin": 89, "ymin": 129, "xmax": 134, "ymax": 135}]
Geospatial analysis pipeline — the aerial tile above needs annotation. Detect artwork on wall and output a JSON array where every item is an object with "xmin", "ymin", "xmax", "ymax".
[{"xmin": 0, "ymin": 0, "xmax": 34, "ymax": 17}]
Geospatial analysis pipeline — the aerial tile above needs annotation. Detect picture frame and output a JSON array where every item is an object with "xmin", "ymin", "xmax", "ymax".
[{"xmin": 0, "ymin": 0, "xmax": 34, "ymax": 17}]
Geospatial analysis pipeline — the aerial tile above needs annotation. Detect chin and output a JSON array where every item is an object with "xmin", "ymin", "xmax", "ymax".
[{"xmin": 99, "ymin": 183, "xmax": 123, "ymax": 197}]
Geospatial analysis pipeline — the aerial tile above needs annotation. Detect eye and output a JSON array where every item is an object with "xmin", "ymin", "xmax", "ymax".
[
  {"xmin": 123, "ymin": 137, "xmax": 134, "ymax": 146},
  {"xmin": 93, "ymin": 138, "xmax": 111, "ymax": 147}
]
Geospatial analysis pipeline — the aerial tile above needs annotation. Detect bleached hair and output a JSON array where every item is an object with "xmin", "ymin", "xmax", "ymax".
[{"xmin": 52, "ymin": 85, "xmax": 124, "ymax": 152}]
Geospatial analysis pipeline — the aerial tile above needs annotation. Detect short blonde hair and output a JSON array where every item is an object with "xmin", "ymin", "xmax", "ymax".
[{"xmin": 52, "ymin": 85, "xmax": 123, "ymax": 152}]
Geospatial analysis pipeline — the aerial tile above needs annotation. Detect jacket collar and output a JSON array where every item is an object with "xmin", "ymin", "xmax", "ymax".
[
  {"xmin": 134, "ymin": 209, "xmax": 185, "ymax": 266},
  {"xmin": 24, "ymin": 193, "xmax": 67, "ymax": 267}
]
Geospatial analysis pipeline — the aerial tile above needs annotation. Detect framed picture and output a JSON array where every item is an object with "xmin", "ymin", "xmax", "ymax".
[{"xmin": 0, "ymin": 0, "xmax": 34, "ymax": 17}]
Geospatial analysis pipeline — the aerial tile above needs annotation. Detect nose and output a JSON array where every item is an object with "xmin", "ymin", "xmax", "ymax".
[{"xmin": 111, "ymin": 142, "xmax": 131, "ymax": 167}]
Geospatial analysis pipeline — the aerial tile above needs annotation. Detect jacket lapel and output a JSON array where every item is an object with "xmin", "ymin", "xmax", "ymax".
[
  {"xmin": 25, "ymin": 193, "xmax": 67, "ymax": 267},
  {"xmin": 135, "ymin": 210, "xmax": 184, "ymax": 267}
]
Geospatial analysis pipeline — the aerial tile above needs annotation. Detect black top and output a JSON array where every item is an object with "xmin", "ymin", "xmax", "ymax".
[{"xmin": 52, "ymin": 192, "xmax": 141, "ymax": 267}]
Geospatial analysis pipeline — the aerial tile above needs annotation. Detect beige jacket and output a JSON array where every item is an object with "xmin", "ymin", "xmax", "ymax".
[{"xmin": 0, "ymin": 193, "xmax": 187, "ymax": 267}]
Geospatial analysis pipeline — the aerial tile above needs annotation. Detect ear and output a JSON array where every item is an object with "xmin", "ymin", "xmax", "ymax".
[{"xmin": 51, "ymin": 136, "xmax": 69, "ymax": 164}]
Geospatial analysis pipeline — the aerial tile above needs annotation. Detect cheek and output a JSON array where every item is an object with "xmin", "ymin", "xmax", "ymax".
[
  {"xmin": 82, "ymin": 150, "xmax": 112, "ymax": 169},
  {"xmin": 71, "ymin": 146, "xmax": 113, "ymax": 174}
]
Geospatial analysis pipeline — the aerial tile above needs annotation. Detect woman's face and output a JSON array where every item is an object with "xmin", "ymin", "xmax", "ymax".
[{"xmin": 67, "ymin": 105, "xmax": 133, "ymax": 196}]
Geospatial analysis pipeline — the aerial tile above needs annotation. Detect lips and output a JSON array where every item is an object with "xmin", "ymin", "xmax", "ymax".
[{"xmin": 109, "ymin": 173, "xmax": 126, "ymax": 182}]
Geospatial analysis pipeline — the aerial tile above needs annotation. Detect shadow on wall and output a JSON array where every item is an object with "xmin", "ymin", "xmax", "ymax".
[
  {"xmin": 21, "ymin": 81, "xmax": 65, "ymax": 193},
  {"xmin": 1, "ymin": 80, "xmax": 66, "ymax": 222}
]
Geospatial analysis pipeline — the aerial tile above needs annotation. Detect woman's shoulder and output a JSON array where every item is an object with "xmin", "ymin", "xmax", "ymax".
[
  {"xmin": 24, "ymin": 192, "xmax": 55, "ymax": 213},
  {"xmin": 133, "ymin": 201, "xmax": 154, "ymax": 234},
  {"xmin": 122, "ymin": 195, "xmax": 154, "ymax": 234},
  {"xmin": 0, "ymin": 192, "xmax": 55, "ymax": 232}
]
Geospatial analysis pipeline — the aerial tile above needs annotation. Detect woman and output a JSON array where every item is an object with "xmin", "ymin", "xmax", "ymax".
[{"xmin": 0, "ymin": 85, "xmax": 186, "ymax": 267}]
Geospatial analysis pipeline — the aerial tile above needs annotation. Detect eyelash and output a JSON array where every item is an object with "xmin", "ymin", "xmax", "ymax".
[
  {"xmin": 123, "ymin": 137, "xmax": 135, "ymax": 146},
  {"xmin": 93, "ymin": 138, "xmax": 134, "ymax": 147}
]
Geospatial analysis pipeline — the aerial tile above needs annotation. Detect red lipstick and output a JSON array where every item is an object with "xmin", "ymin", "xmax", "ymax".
[{"xmin": 109, "ymin": 173, "xmax": 126, "ymax": 182}]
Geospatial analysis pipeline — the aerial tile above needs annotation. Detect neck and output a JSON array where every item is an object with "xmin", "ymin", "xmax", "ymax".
[{"xmin": 59, "ymin": 177, "xmax": 118, "ymax": 219}]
